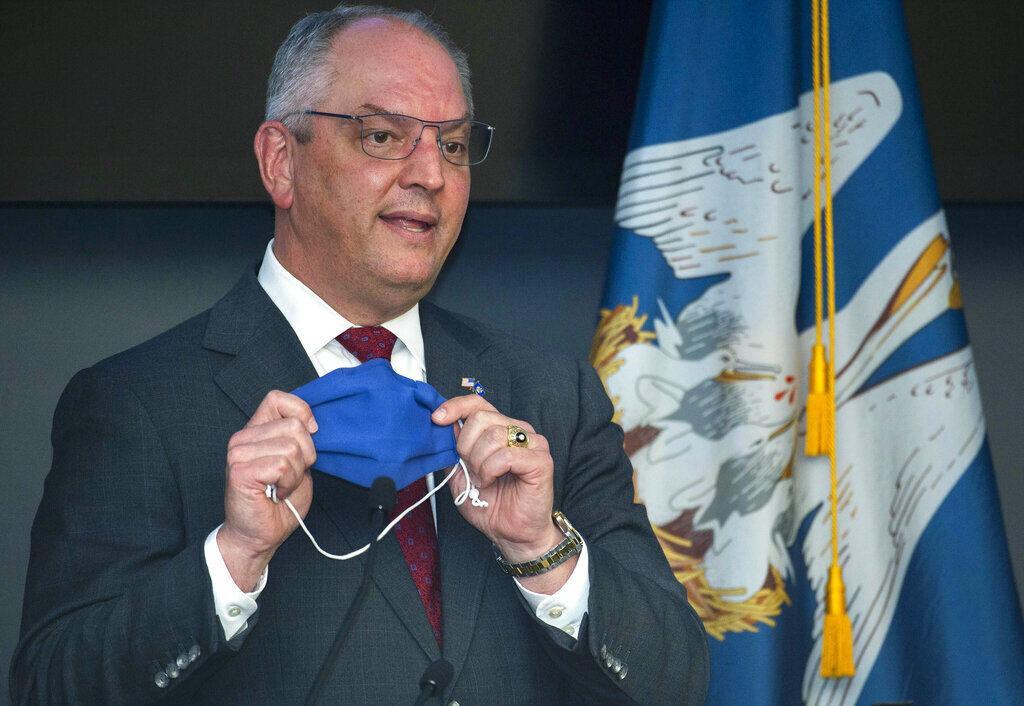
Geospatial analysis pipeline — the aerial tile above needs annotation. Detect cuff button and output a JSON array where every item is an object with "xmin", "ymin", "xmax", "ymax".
[{"xmin": 154, "ymin": 671, "xmax": 170, "ymax": 688}]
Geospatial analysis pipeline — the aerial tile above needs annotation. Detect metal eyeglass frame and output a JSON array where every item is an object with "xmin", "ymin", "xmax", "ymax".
[{"xmin": 299, "ymin": 109, "xmax": 494, "ymax": 166}]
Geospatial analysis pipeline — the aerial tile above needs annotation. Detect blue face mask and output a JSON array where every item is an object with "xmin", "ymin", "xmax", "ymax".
[{"xmin": 291, "ymin": 359, "xmax": 458, "ymax": 491}]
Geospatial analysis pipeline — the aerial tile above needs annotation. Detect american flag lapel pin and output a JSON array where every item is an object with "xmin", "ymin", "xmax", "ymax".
[{"xmin": 461, "ymin": 377, "xmax": 487, "ymax": 396}]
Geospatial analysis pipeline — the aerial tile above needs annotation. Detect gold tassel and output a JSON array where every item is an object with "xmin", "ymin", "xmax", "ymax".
[
  {"xmin": 820, "ymin": 564, "xmax": 855, "ymax": 677},
  {"xmin": 804, "ymin": 343, "xmax": 833, "ymax": 456}
]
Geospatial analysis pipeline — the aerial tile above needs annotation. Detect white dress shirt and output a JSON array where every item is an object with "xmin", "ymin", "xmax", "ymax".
[{"xmin": 204, "ymin": 239, "xmax": 590, "ymax": 641}]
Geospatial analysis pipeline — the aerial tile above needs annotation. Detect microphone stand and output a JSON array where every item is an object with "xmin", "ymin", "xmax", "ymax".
[{"xmin": 305, "ymin": 477, "xmax": 396, "ymax": 706}]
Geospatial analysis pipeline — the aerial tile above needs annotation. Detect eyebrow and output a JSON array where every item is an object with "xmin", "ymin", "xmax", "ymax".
[{"xmin": 357, "ymin": 103, "xmax": 471, "ymax": 121}]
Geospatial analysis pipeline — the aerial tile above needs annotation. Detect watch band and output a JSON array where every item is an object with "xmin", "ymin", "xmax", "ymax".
[{"xmin": 494, "ymin": 511, "xmax": 584, "ymax": 577}]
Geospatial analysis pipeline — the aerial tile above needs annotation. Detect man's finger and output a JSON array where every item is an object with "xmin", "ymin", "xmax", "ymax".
[
  {"xmin": 229, "ymin": 418, "xmax": 317, "ymax": 466},
  {"xmin": 478, "ymin": 447, "xmax": 551, "ymax": 487},
  {"xmin": 457, "ymin": 413, "xmax": 538, "ymax": 461},
  {"xmin": 431, "ymin": 393, "xmax": 496, "ymax": 425},
  {"xmin": 227, "ymin": 436, "xmax": 313, "ymax": 470},
  {"xmin": 247, "ymin": 455, "xmax": 309, "ymax": 501},
  {"xmin": 455, "ymin": 410, "xmax": 512, "ymax": 458},
  {"xmin": 247, "ymin": 390, "xmax": 318, "ymax": 433}
]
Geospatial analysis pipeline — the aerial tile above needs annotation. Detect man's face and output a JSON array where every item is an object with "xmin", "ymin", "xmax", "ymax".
[{"xmin": 283, "ymin": 19, "xmax": 471, "ymax": 318}]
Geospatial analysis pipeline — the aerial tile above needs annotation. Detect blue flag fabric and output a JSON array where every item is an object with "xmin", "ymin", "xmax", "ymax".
[{"xmin": 593, "ymin": 2, "xmax": 1024, "ymax": 703}]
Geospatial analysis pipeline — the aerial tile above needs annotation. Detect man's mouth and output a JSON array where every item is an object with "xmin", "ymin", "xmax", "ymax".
[{"xmin": 380, "ymin": 212, "xmax": 437, "ymax": 234}]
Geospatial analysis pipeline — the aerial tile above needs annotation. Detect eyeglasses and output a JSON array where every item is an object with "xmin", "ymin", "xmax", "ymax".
[{"xmin": 300, "ymin": 110, "xmax": 494, "ymax": 166}]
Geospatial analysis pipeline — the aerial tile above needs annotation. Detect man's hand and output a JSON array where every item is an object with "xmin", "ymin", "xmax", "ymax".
[
  {"xmin": 217, "ymin": 390, "xmax": 317, "ymax": 591},
  {"xmin": 432, "ymin": 395, "xmax": 576, "ymax": 594}
]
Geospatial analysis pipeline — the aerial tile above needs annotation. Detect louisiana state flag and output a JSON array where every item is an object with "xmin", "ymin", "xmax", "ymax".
[{"xmin": 592, "ymin": 2, "xmax": 1024, "ymax": 703}]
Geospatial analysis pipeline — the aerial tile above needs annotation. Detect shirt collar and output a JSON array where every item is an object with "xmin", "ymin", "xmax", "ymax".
[{"xmin": 256, "ymin": 239, "xmax": 426, "ymax": 374}]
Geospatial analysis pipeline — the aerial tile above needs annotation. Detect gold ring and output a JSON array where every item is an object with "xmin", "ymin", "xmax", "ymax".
[{"xmin": 507, "ymin": 424, "xmax": 529, "ymax": 448}]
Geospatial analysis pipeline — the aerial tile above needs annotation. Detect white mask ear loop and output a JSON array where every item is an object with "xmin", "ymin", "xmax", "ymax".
[
  {"xmin": 452, "ymin": 418, "xmax": 488, "ymax": 508},
  {"xmin": 267, "ymin": 422, "xmax": 487, "ymax": 561}
]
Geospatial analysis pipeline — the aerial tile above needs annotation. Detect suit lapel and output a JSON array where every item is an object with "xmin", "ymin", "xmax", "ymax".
[
  {"xmin": 422, "ymin": 302, "xmax": 511, "ymax": 680},
  {"xmin": 205, "ymin": 264, "xmax": 318, "ymax": 417}
]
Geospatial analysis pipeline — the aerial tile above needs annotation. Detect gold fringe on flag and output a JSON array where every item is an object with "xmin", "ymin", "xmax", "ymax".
[
  {"xmin": 804, "ymin": 343, "xmax": 833, "ymax": 456},
  {"xmin": 810, "ymin": 0, "xmax": 855, "ymax": 678}
]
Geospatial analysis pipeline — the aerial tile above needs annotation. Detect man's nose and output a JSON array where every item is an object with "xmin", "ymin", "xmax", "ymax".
[{"xmin": 398, "ymin": 125, "xmax": 446, "ymax": 192}]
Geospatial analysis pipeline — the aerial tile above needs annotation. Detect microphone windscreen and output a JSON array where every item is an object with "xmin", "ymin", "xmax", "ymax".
[
  {"xmin": 369, "ymin": 476, "xmax": 397, "ymax": 516},
  {"xmin": 419, "ymin": 658, "xmax": 454, "ymax": 692}
]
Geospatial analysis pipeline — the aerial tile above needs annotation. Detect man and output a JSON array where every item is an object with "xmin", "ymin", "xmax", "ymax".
[{"xmin": 12, "ymin": 5, "xmax": 708, "ymax": 704}]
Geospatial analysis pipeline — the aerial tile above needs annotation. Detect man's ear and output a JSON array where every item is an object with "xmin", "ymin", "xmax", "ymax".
[{"xmin": 254, "ymin": 121, "xmax": 295, "ymax": 209}]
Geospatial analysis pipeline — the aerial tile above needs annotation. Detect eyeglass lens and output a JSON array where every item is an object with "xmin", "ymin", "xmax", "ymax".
[{"xmin": 358, "ymin": 114, "xmax": 491, "ymax": 166}]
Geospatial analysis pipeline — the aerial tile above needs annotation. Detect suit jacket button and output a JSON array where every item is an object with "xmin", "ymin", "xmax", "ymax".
[{"xmin": 154, "ymin": 671, "xmax": 170, "ymax": 688}]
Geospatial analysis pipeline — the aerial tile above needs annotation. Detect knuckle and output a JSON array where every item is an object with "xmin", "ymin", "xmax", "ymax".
[
  {"xmin": 494, "ymin": 447, "xmax": 515, "ymax": 467},
  {"xmin": 226, "ymin": 446, "xmax": 245, "ymax": 467},
  {"xmin": 266, "ymin": 389, "xmax": 285, "ymax": 403}
]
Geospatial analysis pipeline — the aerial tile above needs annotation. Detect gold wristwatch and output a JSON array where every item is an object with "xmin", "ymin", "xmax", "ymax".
[{"xmin": 494, "ymin": 511, "xmax": 584, "ymax": 577}]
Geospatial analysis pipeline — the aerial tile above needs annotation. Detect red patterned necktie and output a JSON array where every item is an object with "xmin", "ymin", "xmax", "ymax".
[{"xmin": 336, "ymin": 326, "xmax": 443, "ymax": 648}]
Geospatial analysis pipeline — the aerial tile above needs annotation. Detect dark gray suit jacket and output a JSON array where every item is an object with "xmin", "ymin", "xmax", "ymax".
[{"xmin": 12, "ymin": 265, "xmax": 709, "ymax": 705}]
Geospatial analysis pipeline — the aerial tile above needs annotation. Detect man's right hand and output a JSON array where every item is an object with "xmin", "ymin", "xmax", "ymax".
[{"xmin": 217, "ymin": 390, "xmax": 317, "ymax": 591}]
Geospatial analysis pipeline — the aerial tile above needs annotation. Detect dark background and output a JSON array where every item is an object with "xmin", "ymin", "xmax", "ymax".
[
  {"xmin": 2, "ymin": 1, "xmax": 1021, "ymax": 203},
  {"xmin": 1, "ymin": 1, "xmax": 1021, "ymax": 699}
]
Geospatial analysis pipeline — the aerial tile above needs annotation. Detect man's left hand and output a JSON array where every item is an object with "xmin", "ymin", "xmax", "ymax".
[{"xmin": 432, "ymin": 395, "xmax": 575, "ymax": 593}]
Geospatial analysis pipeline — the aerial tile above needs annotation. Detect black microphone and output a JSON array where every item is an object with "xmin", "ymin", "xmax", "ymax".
[
  {"xmin": 413, "ymin": 658, "xmax": 454, "ymax": 706},
  {"xmin": 305, "ymin": 477, "xmax": 396, "ymax": 705},
  {"xmin": 368, "ymin": 476, "xmax": 397, "ymax": 521}
]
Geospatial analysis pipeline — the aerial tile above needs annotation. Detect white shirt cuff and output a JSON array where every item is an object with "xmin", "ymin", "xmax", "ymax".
[
  {"xmin": 514, "ymin": 540, "xmax": 590, "ymax": 640},
  {"xmin": 204, "ymin": 525, "xmax": 266, "ymax": 641}
]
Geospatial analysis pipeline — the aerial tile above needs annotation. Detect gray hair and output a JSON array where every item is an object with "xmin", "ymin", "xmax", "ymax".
[{"xmin": 265, "ymin": 4, "xmax": 474, "ymax": 142}]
